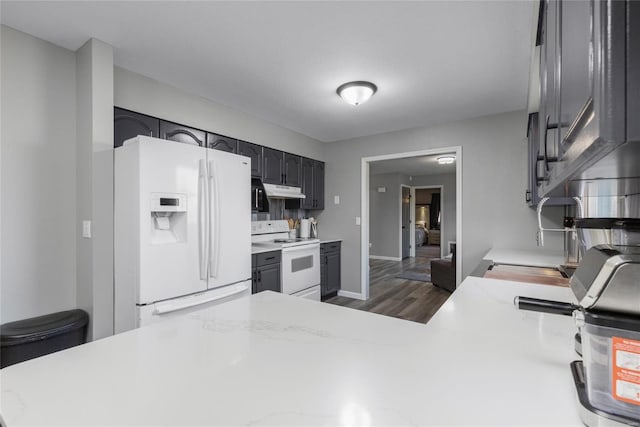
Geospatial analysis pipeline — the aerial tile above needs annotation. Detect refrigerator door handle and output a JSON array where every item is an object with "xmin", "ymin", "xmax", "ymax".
[
  {"xmin": 208, "ymin": 160, "xmax": 220, "ymax": 279},
  {"xmin": 198, "ymin": 159, "xmax": 209, "ymax": 280},
  {"xmin": 153, "ymin": 283, "xmax": 249, "ymax": 315}
]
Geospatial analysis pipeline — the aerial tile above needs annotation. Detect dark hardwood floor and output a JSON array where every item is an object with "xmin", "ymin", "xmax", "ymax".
[{"xmin": 325, "ymin": 244, "xmax": 451, "ymax": 324}]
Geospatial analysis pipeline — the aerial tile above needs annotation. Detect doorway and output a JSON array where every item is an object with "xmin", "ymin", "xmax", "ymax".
[
  {"xmin": 401, "ymin": 185, "xmax": 411, "ymax": 259},
  {"xmin": 360, "ymin": 147, "xmax": 462, "ymax": 300},
  {"xmin": 412, "ymin": 186, "xmax": 444, "ymax": 261}
]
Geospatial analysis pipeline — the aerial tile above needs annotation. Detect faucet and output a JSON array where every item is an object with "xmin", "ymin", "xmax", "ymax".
[{"xmin": 537, "ymin": 196, "xmax": 582, "ymax": 246}]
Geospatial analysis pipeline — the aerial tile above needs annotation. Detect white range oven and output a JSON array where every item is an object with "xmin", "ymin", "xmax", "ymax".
[{"xmin": 251, "ymin": 220, "xmax": 321, "ymax": 301}]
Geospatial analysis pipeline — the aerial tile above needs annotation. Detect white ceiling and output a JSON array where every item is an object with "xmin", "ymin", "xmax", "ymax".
[
  {"xmin": 0, "ymin": 1, "xmax": 535, "ymax": 142},
  {"xmin": 370, "ymin": 154, "xmax": 456, "ymax": 176}
]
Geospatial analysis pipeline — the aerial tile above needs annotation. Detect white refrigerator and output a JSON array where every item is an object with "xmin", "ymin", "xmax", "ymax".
[{"xmin": 114, "ymin": 136, "xmax": 252, "ymax": 333}]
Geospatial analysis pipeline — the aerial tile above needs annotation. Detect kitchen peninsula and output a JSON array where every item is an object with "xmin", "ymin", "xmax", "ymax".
[{"xmin": 1, "ymin": 277, "xmax": 582, "ymax": 426}]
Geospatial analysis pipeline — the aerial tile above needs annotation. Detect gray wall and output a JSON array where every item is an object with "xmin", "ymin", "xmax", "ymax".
[
  {"xmin": 1, "ymin": 26, "xmax": 77, "ymax": 323},
  {"xmin": 318, "ymin": 110, "xmax": 564, "ymax": 294},
  {"xmin": 412, "ymin": 173, "xmax": 457, "ymax": 251},
  {"xmin": 369, "ymin": 173, "xmax": 405, "ymax": 259},
  {"xmin": 114, "ymin": 67, "xmax": 325, "ymax": 161},
  {"xmin": 76, "ymin": 38, "xmax": 114, "ymax": 340}
]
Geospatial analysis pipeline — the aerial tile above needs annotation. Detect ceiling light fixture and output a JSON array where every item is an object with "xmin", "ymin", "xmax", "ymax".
[
  {"xmin": 336, "ymin": 81, "xmax": 377, "ymax": 106},
  {"xmin": 437, "ymin": 155, "xmax": 456, "ymax": 165}
]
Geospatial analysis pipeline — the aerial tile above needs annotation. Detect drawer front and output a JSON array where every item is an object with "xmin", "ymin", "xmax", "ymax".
[
  {"xmin": 321, "ymin": 242, "xmax": 341, "ymax": 253},
  {"xmin": 256, "ymin": 250, "xmax": 281, "ymax": 267}
]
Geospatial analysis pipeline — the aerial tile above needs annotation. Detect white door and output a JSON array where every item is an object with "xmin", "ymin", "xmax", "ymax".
[
  {"xmin": 138, "ymin": 138, "xmax": 208, "ymax": 304},
  {"xmin": 206, "ymin": 149, "xmax": 252, "ymax": 289}
]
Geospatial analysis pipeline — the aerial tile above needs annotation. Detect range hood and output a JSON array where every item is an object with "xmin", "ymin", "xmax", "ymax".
[{"xmin": 263, "ymin": 183, "xmax": 306, "ymax": 199}]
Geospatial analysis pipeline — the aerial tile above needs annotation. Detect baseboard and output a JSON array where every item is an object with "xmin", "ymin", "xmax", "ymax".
[
  {"xmin": 337, "ymin": 290, "xmax": 366, "ymax": 300},
  {"xmin": 369, "ymin": 255, "xmax": 402, "ymax": 261}
]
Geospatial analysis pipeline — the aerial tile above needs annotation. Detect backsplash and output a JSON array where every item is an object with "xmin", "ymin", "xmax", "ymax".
[{"xmin": 267, "ymin": 199, "xmax": 305, "ymax": 221}]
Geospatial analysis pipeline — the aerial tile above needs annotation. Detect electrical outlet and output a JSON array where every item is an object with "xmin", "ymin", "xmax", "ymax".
[{"xmin": 82, "ymin": 220, "xmax": 92, "ymax": 239}]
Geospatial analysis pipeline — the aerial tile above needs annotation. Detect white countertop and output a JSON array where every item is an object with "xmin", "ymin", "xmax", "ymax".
[
  {"xmin": 0, "ymin": 278, "xmax": 581, "ymax": 426},
  {"xmin": 251, "ymin": 243, "xmax": 281, "ymax": 254},
  {"xmin": 484, "ymin": 247, "xmax": 567, "ymax": 268},
  {"xmin": 320, "ymin": 238, "xmax": 342, "ymax": 244}
]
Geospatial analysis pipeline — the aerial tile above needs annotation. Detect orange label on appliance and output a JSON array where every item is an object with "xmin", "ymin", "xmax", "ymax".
[{"xmin": 612, "ymin": 336, "xmax": 640, "ymax": 406}]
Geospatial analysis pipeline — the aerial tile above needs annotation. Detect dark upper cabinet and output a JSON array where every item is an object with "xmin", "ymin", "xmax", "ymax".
[
  {"xmin": 159, "ymin": 120, "xmax": 205, "ymax": 147},
  {"xmin": 293, "ymin": 158, "xmax": 325, "ymax": 210},
  {"xmin": 559, "ymin": 0, "xmax": 592, "ymax": 147},
  {"xmin": 238, "ymin": 140, "xmax": 263, "ymax": 178},
  {"xmin": 297, "ymin": 159, "xmax": 325, "ymax": 210},
  {"xmin": 301, "ymin": 158, "xmax": 315, "ymax": 210},
  {"xmin": 262, "ymin": 147, "xmax": 284, "ymax": 185},
  {"xmin": 114, "ymin": 108, "xmax": 159, "ymax": 148},
  {"xmin": 538, "ymin": 0, "xmax": 561, "ymax": 175},
  {"xmin": 535, "ymin": 0, "xmax": 640, "ymax": 198},
  {"xmin": 262, "ymin": 149, "xmax": 301, "ymax": 186},
  {"xmin": 314, "ymin": 161, "xmax": 325, "ymax": 210},
  {"xmin": 283, "ymin": 154, "xmax": 302, "ymax": 187},
  {"xmin": 207, "ymin": 133, "xmax": 237, "ymax": 153},
  {"xmin": 113, "ymin": 109, "xmax": 328, "ymax": 203}
]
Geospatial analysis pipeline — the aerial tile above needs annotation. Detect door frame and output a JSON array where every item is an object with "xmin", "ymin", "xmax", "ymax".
[
  {"xmin": 360, "ymin": 146, "xmax": 462, "ymax": 300},
  {"xmin": 410, "ymin": 185, "xmax": 444, "ymax": 258},
  {"xmin": 399, "ymin": 184, "xmax": 412, "ymax": 259}
]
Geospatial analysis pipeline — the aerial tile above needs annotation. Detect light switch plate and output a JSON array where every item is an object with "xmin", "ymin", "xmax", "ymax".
[
  {"xmin": 355, "ymin": 216, "xmax": 361, "ymax": 226},
  {"xmin": 82, "ymin": 220, "xmax": 92, "ymax": 239},
  {"xmin": 334, "ymin": 195, "xmax": 340, "ymax": 205}
]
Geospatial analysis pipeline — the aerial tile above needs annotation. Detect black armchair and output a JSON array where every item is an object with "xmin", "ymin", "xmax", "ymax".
[{"xmin": 430, "ymin": 243, "xmax": 456, "ymax": 292}]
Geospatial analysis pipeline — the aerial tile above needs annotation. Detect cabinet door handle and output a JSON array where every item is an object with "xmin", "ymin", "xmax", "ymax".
[
  {"xmin": 543, "ymin": 115, "xmax": 559, "ymax": 173},
  {"xmin": 563, "ymin": 97, "xmax": 593, "ymax": 145},
  {"xmin": 258, "ymin": 270, "xmax": 262, "ymax": 282},
  {"xmin": 265, "ymin": 256, "xmax": 276, "ymax": 261}
]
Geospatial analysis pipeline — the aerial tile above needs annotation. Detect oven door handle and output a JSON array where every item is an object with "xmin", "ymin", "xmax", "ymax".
[{"xmin": 281, "ymin": 243, "xmax": 321, "ymax": 254}]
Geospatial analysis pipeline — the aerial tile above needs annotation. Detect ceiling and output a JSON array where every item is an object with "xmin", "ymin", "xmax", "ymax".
[
  {"xmin": 0, "ymin": 1, "xmax": 535, "ymax": 142},
  {"xmin": 370, "ymin": 154, "xmax": 456, "ymax": 176}
]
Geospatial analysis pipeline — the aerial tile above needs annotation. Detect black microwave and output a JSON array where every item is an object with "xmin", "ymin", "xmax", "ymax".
[{"xmin": 251, "ymin": 178, "xmax": 269, "ymax": 213}]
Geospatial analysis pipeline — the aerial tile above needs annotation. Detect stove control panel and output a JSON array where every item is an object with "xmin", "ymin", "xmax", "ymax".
[{"xmin": 251, "ymin": 220, "xmax": 289, "ymax": 235}]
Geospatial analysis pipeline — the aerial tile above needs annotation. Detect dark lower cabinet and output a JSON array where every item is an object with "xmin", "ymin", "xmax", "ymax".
[
  {"xmin": 159, "ymin": 120, "xmax": 205, "ymax": 147},
  {"xmin": 207, "ymin": 133, "xmax": 237, "ymax": 153},
  {"xmin": 238, "ymin": 140, "xmax": 263, "ymax": 178},
  {"xmin": 321, "ymin": 242, "xmax": 341, "ymax": 300},
  {"xmin": 114, "ymin": 108, "xmax": 159, "ymax": 148},
  {"xmin": 252, "ymin": 251, "xmax": 281, "ymax": 294}
]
